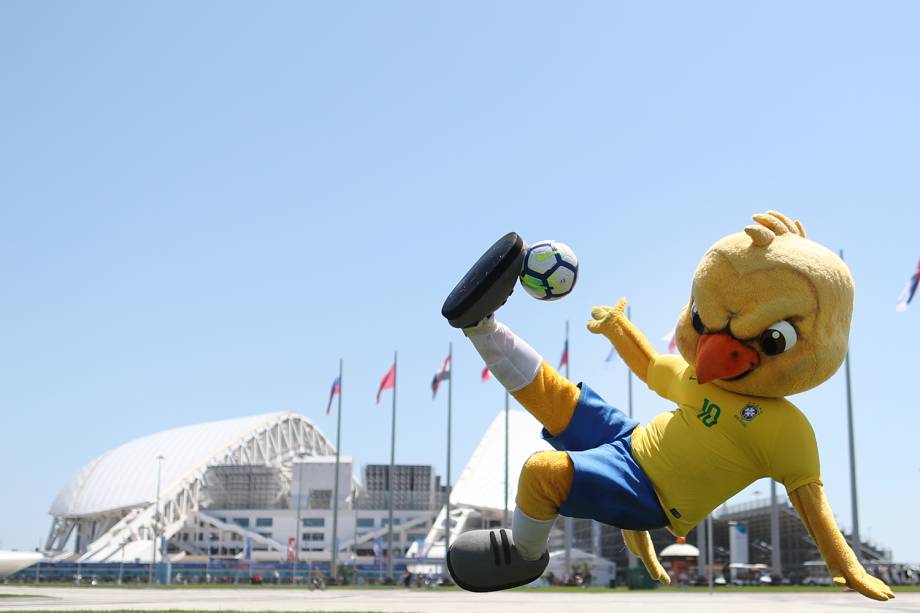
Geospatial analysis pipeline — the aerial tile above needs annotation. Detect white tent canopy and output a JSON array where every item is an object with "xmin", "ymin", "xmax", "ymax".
[{"xmin": 660, "ymin": 541, "xmax": 700, "ymax": 558}]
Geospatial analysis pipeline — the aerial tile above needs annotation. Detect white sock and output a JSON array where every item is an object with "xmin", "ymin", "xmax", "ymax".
[
  {"xmin": 512, "ymin": 507, "xmax": 555, "ymax": 560},
  {"xmin": 464, "ymin": 317, "xmax": 542, "ymax": 393}
]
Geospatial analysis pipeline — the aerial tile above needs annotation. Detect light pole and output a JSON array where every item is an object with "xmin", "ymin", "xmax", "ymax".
[
  {"xmin": 149, "ymin": 455, "xmax": 165, "ymax": 584},
  {"xmin": 294, "ymin": 451, "xmax": 305, "ymax": 583},
  {"xmin": 839, "ymin": 249, "xmax": 861, "ymax": 561}
]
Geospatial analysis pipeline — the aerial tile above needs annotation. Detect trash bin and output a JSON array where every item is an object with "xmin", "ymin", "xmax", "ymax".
[{"xmin": 627, "ymin": 567, "xmax": 659, "ymax": 590}]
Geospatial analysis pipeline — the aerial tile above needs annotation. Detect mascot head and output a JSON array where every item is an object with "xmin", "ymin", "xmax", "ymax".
[{"xmin": 674, "ymin": 211, "xmax": 854, "ymax": 398}]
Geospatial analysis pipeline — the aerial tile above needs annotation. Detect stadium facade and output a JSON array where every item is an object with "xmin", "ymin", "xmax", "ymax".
[
  {"xmin": 46, "ymin": 412, "xmax": 445, "ymax": 566},
  {"xmin": 38, "ymin": 408, "xmax": 911, "ymax": 586}
]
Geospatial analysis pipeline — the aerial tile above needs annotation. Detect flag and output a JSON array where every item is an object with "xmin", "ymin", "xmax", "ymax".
[
  {"xmin": 325, "ymin": 376, "xmax": 341, "ymax": 415},
  {"xmin": 896, "ymin": 258, "xmax": 920, "ymax": 312},
  {"xmin": 605, "ymin": 347, "xmax": 617, "ymax": 363},
  {"xmin": 481, "ymin": 365, "xmax": 491, "ymax": 382},
  {"xmin": 376, "ymin": 363, "xmax": 395, "ymax": 404},
  {"xmin": 559, "ymin": 338, "xmax": 569, "ymax": 369},
  {"xmin": 431, "ymin": 355, "xmax": 451, "ymax": 399},
  {"xmin": 663, "ymin": 328, "xmax": 677, "ymax": 354}
]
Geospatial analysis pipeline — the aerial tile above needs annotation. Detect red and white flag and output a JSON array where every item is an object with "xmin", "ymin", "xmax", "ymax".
[
  {"xmin": 377, "ymin": 363, "xmax": 395, "ymax": 404},
  {"xmin": 325, "ymin": 376, "xmax": 341, "ymax": 416},
  {"xmin": 431, "ymin": 355, "xmax": 451, "ymax": 399},
  {"xmin": 558, "ymin": 339, "xmax": 569, "ymax": 369}
]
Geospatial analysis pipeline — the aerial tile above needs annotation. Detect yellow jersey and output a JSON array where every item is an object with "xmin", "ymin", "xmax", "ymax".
[{"xmin": 631, "ymin": 354, "xmax": 821, "ymax": 536}]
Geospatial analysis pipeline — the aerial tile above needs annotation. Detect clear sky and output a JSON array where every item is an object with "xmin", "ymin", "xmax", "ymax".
[{"xmin": 1, "ymin": 1, "xmax": 918, "ymax": 561}]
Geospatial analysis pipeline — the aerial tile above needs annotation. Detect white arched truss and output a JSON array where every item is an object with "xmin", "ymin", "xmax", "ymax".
[{"xmin": 46, "ymin": 413, "xmax": 336, "ymax": 563}]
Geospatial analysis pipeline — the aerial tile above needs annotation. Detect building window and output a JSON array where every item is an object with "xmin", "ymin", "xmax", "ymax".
[
  {"xmin": 232, "ymin": 518, "xmax": 250, "ymax": 528},
  {"xmin": 356, "ymin": 518, "xmax": 375, "ymax": 528},
  {"xmin": 302, "ymin": 517, "xmax": 324, "ymax": 527},
  {"xmin": 309, "ymin": 489, "xmax": 332, "ymax": 510},
  {"xmin": 302, "ymin": 532, "xmax": 324, "ymax": 542},
  {"xmin": 255, "ymin": 518, "xmax": 273, "ymax": 528},
  {"xmin": 258, "ymin": 532, "xmax": 272, "ymax": 539}
]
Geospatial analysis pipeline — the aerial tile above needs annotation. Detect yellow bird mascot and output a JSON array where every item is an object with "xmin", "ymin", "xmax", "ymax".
[{"xmin": 440, "ymin": 211, "xmax": 894, "ymax": 601}]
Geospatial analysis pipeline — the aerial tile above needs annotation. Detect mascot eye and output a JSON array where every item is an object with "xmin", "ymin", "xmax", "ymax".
[
  {"xmin": 760, "ymin": 320, "xmax": 797, "ymax": 355},
  {"xmin": 691, "ymin": 303, "xmax": 705, "ymax": 334}
]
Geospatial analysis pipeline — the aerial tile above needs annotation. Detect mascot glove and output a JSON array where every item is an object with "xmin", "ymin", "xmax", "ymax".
[{"xmin": 586, "ymin": 297, "xmax": 629, "ymax": 342}]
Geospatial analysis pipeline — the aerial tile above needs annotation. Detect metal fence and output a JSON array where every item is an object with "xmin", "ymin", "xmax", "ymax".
[{"xmin": 10, "ymin": 560, "xmax": 411, "ymax": 586}]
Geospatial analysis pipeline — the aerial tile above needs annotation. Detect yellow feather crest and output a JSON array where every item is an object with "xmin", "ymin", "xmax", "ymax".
[{"xmin": 744, "ymin": 211, "xmax": 807, "ymax": 247}]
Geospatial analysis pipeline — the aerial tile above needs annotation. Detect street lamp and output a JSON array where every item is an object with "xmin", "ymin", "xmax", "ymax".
[
  {"xmin": 293, "ymin": 450, "xmax": 305, "ymax": 584},
  {"xmin": 148, "ymin": 455, "xmax": 165, "ymax": 584}
]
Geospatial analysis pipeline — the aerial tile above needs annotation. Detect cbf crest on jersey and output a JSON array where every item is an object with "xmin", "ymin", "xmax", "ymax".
[{"xmin": 740, "ymin": 403, "xmax": 762, "ymax": 421}]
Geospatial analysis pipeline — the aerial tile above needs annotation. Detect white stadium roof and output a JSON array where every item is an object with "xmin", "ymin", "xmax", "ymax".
[
  {"xmin": 450, "ymin": 409, "xmax": 553, "ymax": 512},
  {"xmin": 47, "ymin": 411, "xmax": 336, "ymax": 561},
  {"xmin": 51, "ymin": 412, "xmax": 295, "ymax": 517},
  {"xmin": 410, "ymin": 408, "xmax": 553, "ymax": 560}
]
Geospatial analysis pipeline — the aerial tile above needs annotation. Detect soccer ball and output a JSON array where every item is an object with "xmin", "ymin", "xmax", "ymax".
[{"xmin": 519, "ymin": 240, "xmax": 579, "ymax": 300}]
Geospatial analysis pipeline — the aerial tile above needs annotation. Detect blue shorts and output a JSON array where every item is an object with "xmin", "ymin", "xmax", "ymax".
[{"xmin": 541, "ymin": 383, "xmax": 668, "ymax": 531}]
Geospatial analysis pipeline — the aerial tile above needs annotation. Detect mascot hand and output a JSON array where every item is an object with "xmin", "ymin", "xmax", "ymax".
[
  {"xmin": 839, "ymin": 565, "xmax": 895, "ymax": 601},
  {"xmin": 587, "ymin": 297, "xmax": 629, "ymax": 341},
  {"xmin": 622, "ymin": 529, "xmax": 670, "ymax": 585},
  {"xmin": 587, "ymin": 298, "xmax": 656, "ymax": 383}
]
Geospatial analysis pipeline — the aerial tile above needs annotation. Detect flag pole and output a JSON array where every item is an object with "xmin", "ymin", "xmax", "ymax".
[
  {"xmin": 563, "ymin": 320, "xmax": 572, "ymax": 577},
  {"xmin": 770, "ymin": 480, "xmax": 781, "ymax": 577},
  {"xmin": 626, "ymin": 306, "xmax": 637, "ymax": 570},
  {"xmin": 387, "ymin": 351, "xmax": 397, "ymax": 581},
  {"xmin": 626, "ymin": 306, "xmax": 633, "ymax": 420},
  {"xmin": 838, "ymin": 249, "xmax": 861, "ymax": 561},
  {"xmin": 706, "ymin": 514, "xmax": 714, "ymax": 594},
  {"xmin": 504, "ymin": 390, "xmax": 510, "ymax": 528},
  {"xmin": 331, "ymin": 358, "xmax": 343, "ymax": 582},
  {"xmin": 445, "ymin": 342, "xmax": 453, "ymax": 556}
]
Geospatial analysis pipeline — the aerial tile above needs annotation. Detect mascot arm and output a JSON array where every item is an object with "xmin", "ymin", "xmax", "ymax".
[
  {"xmin": 586, "ymin": 298, "xmax": 658, "ymax": 383},
  {"xmin": 789, "ymin": 482, "xmax": 894, "ymax": 601},
  {"xmin": 622, "ymin": 529, "xmax": 670, "ymax": 584}
]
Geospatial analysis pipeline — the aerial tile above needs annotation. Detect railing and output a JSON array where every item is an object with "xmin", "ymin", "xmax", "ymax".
[{"xmin": 10, "ymin": 560, "xmax": 421, "ymax": 586}]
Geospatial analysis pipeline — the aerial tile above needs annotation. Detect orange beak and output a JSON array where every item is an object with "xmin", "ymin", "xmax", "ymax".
[{"xmin": 695, "ymin": 333, "xmax": 761, "ymax": 384}]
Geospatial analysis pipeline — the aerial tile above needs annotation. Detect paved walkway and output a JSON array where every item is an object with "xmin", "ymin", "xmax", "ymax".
[{"xmin": 1, "ymin": 586, "xmax": 918, "ymax": 613}]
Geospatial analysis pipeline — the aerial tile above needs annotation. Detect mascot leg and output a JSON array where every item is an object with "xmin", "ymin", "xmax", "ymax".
[
  {"xmin": 446, "ymin": 317, "xmax": 585, "ymax": 591},
  {"xmin": 442, "ymin": 232, "xmax": 583, "ymax": 592}
]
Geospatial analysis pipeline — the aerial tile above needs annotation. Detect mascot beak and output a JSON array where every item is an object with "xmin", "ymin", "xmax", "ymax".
[{"xmin": 695, "ymin": 333, "xmax": 761, "ymax": 384}]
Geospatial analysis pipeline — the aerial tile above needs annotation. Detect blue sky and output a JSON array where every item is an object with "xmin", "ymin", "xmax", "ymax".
[{"xmin": 1, "ymin": 1, "xmax": 918, "ymax": 561}]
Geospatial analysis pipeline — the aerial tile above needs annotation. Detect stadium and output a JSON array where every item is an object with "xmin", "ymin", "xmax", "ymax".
[
  {"xmin": 30, "ymin": 408, "xmax": 593, "ymax": 583},
  {"xmin": 12, "ymin": 408, "xmax": 915, "ymax": 588}
]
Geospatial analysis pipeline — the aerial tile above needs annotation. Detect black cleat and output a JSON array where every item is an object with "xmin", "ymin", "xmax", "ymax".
[
  {"xmin": 441, "ymin": 232, "xmax": 527, "ymax": 329},
  {"xmin": 446, "ymin": 528, "xmax": 549, "ymax": 593}
]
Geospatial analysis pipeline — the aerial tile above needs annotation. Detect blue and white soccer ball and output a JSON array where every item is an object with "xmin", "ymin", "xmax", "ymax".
[{"xmin": 519, "ymin": 240, "xmax": 579, "ymax": 300}]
